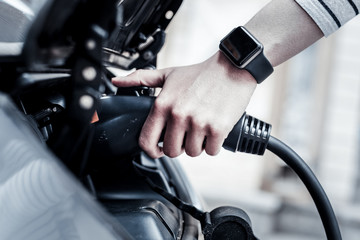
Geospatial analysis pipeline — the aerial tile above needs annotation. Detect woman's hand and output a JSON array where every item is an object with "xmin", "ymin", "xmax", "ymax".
[{"xmin": 112, "ymin": 51, "xmax": 257, "ymax": 158}]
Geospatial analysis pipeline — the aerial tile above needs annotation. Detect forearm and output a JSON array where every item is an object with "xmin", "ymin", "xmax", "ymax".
[{"xmin": 244, "ymin": 0, "xmax": 324, "ymax": 67}]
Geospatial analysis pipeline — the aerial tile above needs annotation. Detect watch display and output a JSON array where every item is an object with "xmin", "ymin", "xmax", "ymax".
[{"xmin": 220, "ymin": 26, "xmax": 262, "ymax": 68}]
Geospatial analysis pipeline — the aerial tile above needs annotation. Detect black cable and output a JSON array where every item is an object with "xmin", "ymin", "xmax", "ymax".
[
  {"xmin": 132, "ymin": 161, "xmax": 208, "ymax": 224},
  {"xmin": 146, "ymin": 176, "xmax": 207, "ymax": 223},
  {"xmin": 224, "ymin": 113, "xmax": 342, "ymax": 239},
  {"xmin": 266, "ymin": 136, "xmax": 342, "ymax": 240}
]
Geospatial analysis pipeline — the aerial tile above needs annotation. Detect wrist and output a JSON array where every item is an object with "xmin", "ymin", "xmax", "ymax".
[{"xmin": 215, "ymin": 50, "xmax": 258, "ymax": 85}]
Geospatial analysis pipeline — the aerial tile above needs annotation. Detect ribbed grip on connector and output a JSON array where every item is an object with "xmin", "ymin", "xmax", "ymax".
[{"xmin": 223, "ymin": 113, "xmax": 271, "ymax": 155}]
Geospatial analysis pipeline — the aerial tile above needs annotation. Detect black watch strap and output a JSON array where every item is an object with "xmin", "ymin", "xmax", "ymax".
[{"xmin": 245, "ymin": 51, "xmax": 273, "ymax": 84}]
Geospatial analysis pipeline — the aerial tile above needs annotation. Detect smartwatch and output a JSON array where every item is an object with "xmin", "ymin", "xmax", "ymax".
[{"xmin": 219, "ymin": 26, "xmax": 273, "ymax": 84}]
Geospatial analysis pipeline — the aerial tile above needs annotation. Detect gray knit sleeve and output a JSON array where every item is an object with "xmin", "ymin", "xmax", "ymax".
[{"xmin": 295, "ymin": 0, "xmax": 360, "ymax": 37}]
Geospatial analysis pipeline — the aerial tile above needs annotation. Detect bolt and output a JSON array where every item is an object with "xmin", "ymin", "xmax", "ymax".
[
  {"xmin": 143, "ymin": 51, "xmax": 154, "ymax": 61},
  {"xmin": 86, "ymin": 39, "xmax": 96, "ymax": 50},
  {"xmin": 79, "ymin": 95, "xmax": 94, "ymax": 110},
  {"xmin": 82, "ymin": 66, "xmax": 97, "ymax": 81},
  {"xmin": 165, "ymin": 10, "xmax": 174, "ymax": 20}
]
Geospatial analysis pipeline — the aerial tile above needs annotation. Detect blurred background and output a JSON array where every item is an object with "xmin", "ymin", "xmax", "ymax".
[{"xmin": 157, "ymin": 0, "xmax": 360, "ymax": 239}]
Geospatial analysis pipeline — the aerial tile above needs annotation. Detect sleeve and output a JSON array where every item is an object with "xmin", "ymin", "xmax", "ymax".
[{"xmin": 295, "ymin": 0, "xmax": 360, "ymax": 37}]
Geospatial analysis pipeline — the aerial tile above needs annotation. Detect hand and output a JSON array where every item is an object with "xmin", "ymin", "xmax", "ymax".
[{"xmin": 112, "ymin": 51, "xmax": 257, "ymax": 158}]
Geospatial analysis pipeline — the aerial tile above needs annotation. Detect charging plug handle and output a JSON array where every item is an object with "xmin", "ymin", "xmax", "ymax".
[{"xmin": 91, "ymin": 95, "xmax": 271, "ymax": 157}]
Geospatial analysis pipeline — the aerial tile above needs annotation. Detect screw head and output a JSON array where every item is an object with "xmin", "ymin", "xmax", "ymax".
[
  {"xmin": 86, "ymin": 39, "xmax": 96, "ymax": 50},
  {"xmin": 82, "ymin": 66, "xmax": 97, "ymax": 81},
  {"xmin": 79, "ymin": 95, "xmax": 94, "ymax": 110},
  {"xmin": 143, "ymin": 51, "xmax": 154, "ymax": 61}
]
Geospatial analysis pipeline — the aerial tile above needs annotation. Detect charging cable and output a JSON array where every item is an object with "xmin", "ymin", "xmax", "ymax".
[{"xmin": 222, "ymin": 113, "xmax": 342, "ymax": 240}]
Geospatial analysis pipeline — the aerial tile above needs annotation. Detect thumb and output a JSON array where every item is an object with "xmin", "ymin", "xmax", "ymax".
[{"xmin": 112, "ymin": 69, "xmax": 168, "ymax": 88}]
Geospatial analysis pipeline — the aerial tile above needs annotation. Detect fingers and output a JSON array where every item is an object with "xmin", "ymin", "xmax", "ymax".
[
  {"xmin": 184, "ymin": 118, "xmax": 228, "ymax": 157},
  {"xmin": 184, "ymin": 126, "xmax": 206, "ymax": 157},
  {"xmin": 138, "ymin": 102, "xmax": 166, "ymax": 159},
  {"xmin": 162, "ymin": 115, "xmax": 186, "ymax": 158},
  {"xmin": 143, "ymin": 105, "xmax": 226, "ymax": 158},
  {"xmin": 112, "ymin": 68, "xmax": 169, "ymax": 158},
  {"xmin": 112, "ymin": 69, "xmax": 169, "ymax": 88},
  {"xmin": 140, "ymin": 98, "xmax": 188, "ymax": 159},
  {"xmin": 204, "ymin": 129, "xmax": 225, "ymax": 156},
  {"xmin": 140, "ymin": 100, "xmax": 228, "ymax": 158}
]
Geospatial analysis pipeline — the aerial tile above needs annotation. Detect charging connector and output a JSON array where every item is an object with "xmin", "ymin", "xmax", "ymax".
[{"xmin": 223, "ymin": 113, "xmax": 271, "ymax": 155}]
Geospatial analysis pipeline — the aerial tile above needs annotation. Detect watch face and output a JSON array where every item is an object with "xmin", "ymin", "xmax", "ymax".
[{"xmin": 220, "ymin": 27, "xmax": 262, "ymax": 67}]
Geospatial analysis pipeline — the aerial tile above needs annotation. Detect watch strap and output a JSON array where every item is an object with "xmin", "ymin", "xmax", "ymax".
[{"xmin": 245, "ymin": 51, "xmax": 273, "ymax": 84}]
